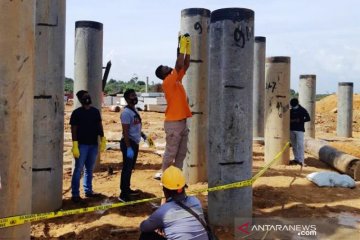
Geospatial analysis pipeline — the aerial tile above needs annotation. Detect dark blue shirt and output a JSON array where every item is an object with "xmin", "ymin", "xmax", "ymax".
[{"xmin": 290, "ymin": 105, "xmax": 311, "ymax": 132}]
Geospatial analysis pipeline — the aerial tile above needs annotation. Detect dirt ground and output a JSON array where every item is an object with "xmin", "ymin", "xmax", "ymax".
[{"xmin": 30, "ymin": 95, "xmax": 360, "ymax": 240}]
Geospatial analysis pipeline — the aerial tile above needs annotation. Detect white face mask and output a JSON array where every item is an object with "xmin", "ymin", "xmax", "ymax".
[{"xmin": 292, "ymin": 105, "xmax": 299, "ymax": 109}]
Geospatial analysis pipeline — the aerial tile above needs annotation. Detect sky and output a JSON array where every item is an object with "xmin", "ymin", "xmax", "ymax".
[{"xmin": 66, "ymin": 0, "xmax": 360, "ymax": 93}]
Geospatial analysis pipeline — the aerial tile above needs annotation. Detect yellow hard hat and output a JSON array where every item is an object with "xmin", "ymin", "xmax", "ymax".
[{"xmin": 161, "ymin": 166, "xmax": 186, "ymax": 190}]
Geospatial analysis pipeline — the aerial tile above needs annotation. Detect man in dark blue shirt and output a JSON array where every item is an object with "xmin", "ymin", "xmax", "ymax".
[
  {"xmin": 139, "ymin": 166, "xmax": 208, "ymax": 240},
  {"xmin": 70, "ymin": 90, "xmax": 106, "ymax": 203},
  {"xmin": 289, "ymin": 98, "xmax": 311, "ymax": 167}
]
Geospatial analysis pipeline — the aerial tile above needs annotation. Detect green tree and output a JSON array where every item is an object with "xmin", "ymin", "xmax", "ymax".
[
  {"xmin": 64, "ymin": 77, "xmax": 74, "ymax": 93},
  {"xmin": 290, "ymin": 89, "xmax": 298, "ymax": 99}
]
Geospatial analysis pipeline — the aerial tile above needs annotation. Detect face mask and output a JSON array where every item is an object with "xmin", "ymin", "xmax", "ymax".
[
  {"xmin": 292, "ymin": 105, "xmax": 299, "ymax": 109},
  {"xmin": 130, "ymin": 97, "xmax": 138, "ymax": 105},
  {"xmin": 81, "ymin": 96, "xmax": 92, "ymax": 105}
]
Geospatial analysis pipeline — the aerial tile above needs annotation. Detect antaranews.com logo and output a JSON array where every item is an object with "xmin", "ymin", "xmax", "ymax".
[{"xmin": 237, "ymin": 221, "xmax": 317, "ymax": 238}]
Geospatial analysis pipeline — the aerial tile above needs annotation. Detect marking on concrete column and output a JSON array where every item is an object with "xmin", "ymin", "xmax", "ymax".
[
  {"xmin": 266, "ymin": 81, "xmax": 277, "ymax": 93},
  {"xmin": 190, "ymin": 59, "xmax": 203, "ymax": 63},
  {"xmin": 246, "ymin": 26, "xmax": 252, "ymax": 40},
  {"xmin": 224, "ymin": 85, "xmax": 244, "ymax": 90},
  {"xmin": 191, "ymin": 111, "xmax": 203, "ymax": 115},
  {"xmin": 194, "ymin": 22, "xmax": 202, "ymax": 34},
  {"xmin": 276, "ymin": 95, "xmax": 286, "ymax": 98},
  {"xmin": 34, "ymin": 95, "xmax": 52, "ymax": 99},
  {"xmin": 33, "ymin": 168, "xmax": 52, "ymax": 172},
  {"xmin": 219, "ymin": 161, "xmax": 244, "ymax": 165},
  {"xmin": 234, "ymin": 27, "xmax": 245, "ymax": 48},
  {"xmin": 37, "ymin": 17, "xmax": 59, "ymax": 27},
  {"xmin": 18, "ymin": 56, "xmax": 29, "ymax": 72}
]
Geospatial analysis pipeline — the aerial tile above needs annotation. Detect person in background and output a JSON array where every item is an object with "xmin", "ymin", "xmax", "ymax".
[
  {"xmin": 70, "ymin": 90, "xmax": 106, "ymax": 203},
  {"xmin": 118, "ymin": 89, "xmax": 149, "ymax": 202},
  {"xmin": 139, "ymin": 166, "xmax": 209, "ymax": 240},
  {"xmin": 289, "ymin": 98, "xmax": 311, "ymax": 167},
  {"xmin": 154, "ymin": 33, "xmax": 192, "ymax": 179}
]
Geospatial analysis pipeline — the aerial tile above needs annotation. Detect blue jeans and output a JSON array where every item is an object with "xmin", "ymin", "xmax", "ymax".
[{"xmin": 71, "ymin": 144, "xmax": 98, "ymax": 197}]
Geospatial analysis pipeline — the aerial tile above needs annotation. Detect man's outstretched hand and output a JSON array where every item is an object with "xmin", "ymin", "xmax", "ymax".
[{"xmin": 179, "ymin": 33, "xmax": 191, "ymax": 55}]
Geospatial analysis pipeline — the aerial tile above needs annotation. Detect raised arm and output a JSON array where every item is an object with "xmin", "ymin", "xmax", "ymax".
[{"xmin": 175, "ymin": 34, "xmax": 191, "ymax": 72}]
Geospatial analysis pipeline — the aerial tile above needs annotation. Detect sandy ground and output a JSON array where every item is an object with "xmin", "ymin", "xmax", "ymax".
[{"xmin": 30, "ymin": 95, "xmax": 360, "ymax": 240}]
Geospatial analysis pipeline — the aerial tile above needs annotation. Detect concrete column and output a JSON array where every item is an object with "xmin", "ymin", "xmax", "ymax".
[
  {"xmin": 264, "ymin": 57, "xmax": 291, "ymax": 164},
  {"xmin": 299, "ymin": 75, "xmax": 316, "ymax": 138},
  {"xmin": 74, "ymin": 21, "xmax": 103, "ymax": 168},
  {"xmin": 208, "ymin": 8, "xmax": 254, "ymax": 226},
  {"xmin": 253, "ymin": 36, "xmax": 266, "ymax": 139},
  {"xmin": 74, "ymin": 21, "xmax": 103, "ymax": 110},
  {"xmin": 0, "ymin": 1, "xmax": 35, "ymax": 239},
  {"xmin": 180, "ymin": 8, "xmax": 210, "ymax": 184},
  {"xmin": 32, "ymin": 0, "xmax": 65, "ymax": 213},
  {"xmin": 337, "ymin": 82, "xmax": 353, "ymax": 137}
]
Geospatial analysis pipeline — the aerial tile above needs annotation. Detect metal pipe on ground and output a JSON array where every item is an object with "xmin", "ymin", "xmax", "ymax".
[{"xmin": 304, "ymin": 137, "xmax": 360, "ymax": 180}]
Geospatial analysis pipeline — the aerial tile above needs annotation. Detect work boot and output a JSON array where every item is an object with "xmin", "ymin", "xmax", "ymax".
[
  {"xmin": 289, "ymin": 160, "xmax": 298, "ymax": 165},
  {"xmin": 118, "ymin": 194, "xmax": 131, "ymax": 203},
  {"xmin": 85, "ymin": 191, "xmax": 102, "ymax": 198},
  {"xmin": 128, "ymin": 189, "xmax": 141, "ymax": 196},
  {"xmin": 71, "ymin": 196, "xmax": 84, "ymax": 203}
]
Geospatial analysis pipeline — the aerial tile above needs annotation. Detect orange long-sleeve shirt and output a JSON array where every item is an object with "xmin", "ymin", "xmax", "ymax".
[{"xmin": 162, "ymin": 69, "xmax": 192, "ymax": 121}]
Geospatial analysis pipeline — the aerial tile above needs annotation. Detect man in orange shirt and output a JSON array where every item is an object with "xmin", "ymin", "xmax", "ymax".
[{"xmin": 154, "ymin": 34, "xmax": 192, "ymax": 178}]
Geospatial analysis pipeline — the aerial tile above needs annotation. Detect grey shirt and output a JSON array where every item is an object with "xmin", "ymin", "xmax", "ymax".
[
  {"xmin": 140, "ymin": 196, "xmax": 208, "ymax": 240},
  {"xmin": 120, "ymin": 107, "xmax": 142, "ymax": 144}
]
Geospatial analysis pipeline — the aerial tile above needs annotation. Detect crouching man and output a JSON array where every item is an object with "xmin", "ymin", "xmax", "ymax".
[{"xmin": 139, "ymin": 166, "xmax": 209, "ymax": 240}]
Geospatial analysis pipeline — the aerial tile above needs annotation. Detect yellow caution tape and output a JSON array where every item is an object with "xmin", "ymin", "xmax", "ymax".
[{"xmin": 0, "ymin": 142, "xmax": 289, "ymax": 229}]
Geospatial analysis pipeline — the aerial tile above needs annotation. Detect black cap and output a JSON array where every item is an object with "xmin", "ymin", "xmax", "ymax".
[
  {"xmin": 338, "ymin": 82, "xmax": 353, "ymax": 86},
  {"xmin": 76, "ymin": 21, "xmax": 103, "ymax": 31},
  {"xmin": 255, "ymin": 36, "xmax": 266, "ymax": 43},
  {"xmin": 266, "ymin": 57, "xmax": 291, "ymax": 63},
  {"xmin": 181, "ymin": 8, "xmax": 211, "ymax": 17},
  {"xmin": 210, "ymin": 8, "xmax": 254, "ymax": 23},
  {"xmin": 300, "ymin": 75, "xmax": 316, "ymax": 79}
]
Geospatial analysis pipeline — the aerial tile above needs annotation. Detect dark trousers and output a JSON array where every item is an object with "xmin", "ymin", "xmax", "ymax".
[
  {"xmin": 120, "ymin": 138, "xmax": 139, "ymax": 196},
  {"xmin": 139, "ymin": 232, "xmax": 167, "ymax": 240}
]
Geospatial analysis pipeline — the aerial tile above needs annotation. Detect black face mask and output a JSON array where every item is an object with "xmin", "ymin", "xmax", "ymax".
[
  {"xmin": 129, "ymin": 97, "xmax": 138, "ymax": 105},
  {"xmin": 80, "ymin": 96, "xmax": 92, "ymax": 105}
]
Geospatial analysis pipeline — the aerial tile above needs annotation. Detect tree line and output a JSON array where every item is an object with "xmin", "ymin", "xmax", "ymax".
[{"xmin": 65, "ymin": 76, "xmax": 162, "ymax": 95}]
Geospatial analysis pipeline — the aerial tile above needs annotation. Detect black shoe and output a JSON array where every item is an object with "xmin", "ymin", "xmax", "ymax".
[
  {"xmin": 71, "ymin": 196, "xmax": 83, "ymax": 203},
  {"xmin": 118, "ymin": 195, "xmax": 130, "ymax": 202},
  {"xmin": 128, "ymin": 189, "xmax": 141, "ymax": 196},
  {"xmin": 289, "ymin": 160, "xmax": 298, "ymax": 165},
  {"xmin": 85, "ymin": 192, "xmax": 102, "ymax": 198}
]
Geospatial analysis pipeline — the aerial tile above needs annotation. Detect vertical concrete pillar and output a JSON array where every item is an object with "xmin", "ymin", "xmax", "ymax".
[
  {"xmin": 74, "ymin": 21, "xmax": 103, "ymax": 168},
  {"xmin": 208, "ymin": 8, "xmax": 254, "ymax": 226},
  {"xmin": 74, "ymin": 21, "xmax": 103, "ymax": 110},
  {"xmin": 337, "ymin": 82, "xmax": 353, "ymax": 137},
  {"xmin": 298, "ymin": 75, "xmax": 316, "ymax": 138},
  {"xmin": 253, "ymin": 36, "xmax": 266, "ymax": 139},
  {"xmin": 181, "ymin": 8, "xmax": 210, "ymax": 184},
  {"xmin": 32, "ymin": 0, "xmax": 65, "ymax": 213},
  {"xmin": 0, "ymin": 1, "xmax": 35, "ymax": 238},
  {"xmin": 264, "ymin": 57, "xmax": 291, "ymax": 164}
]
